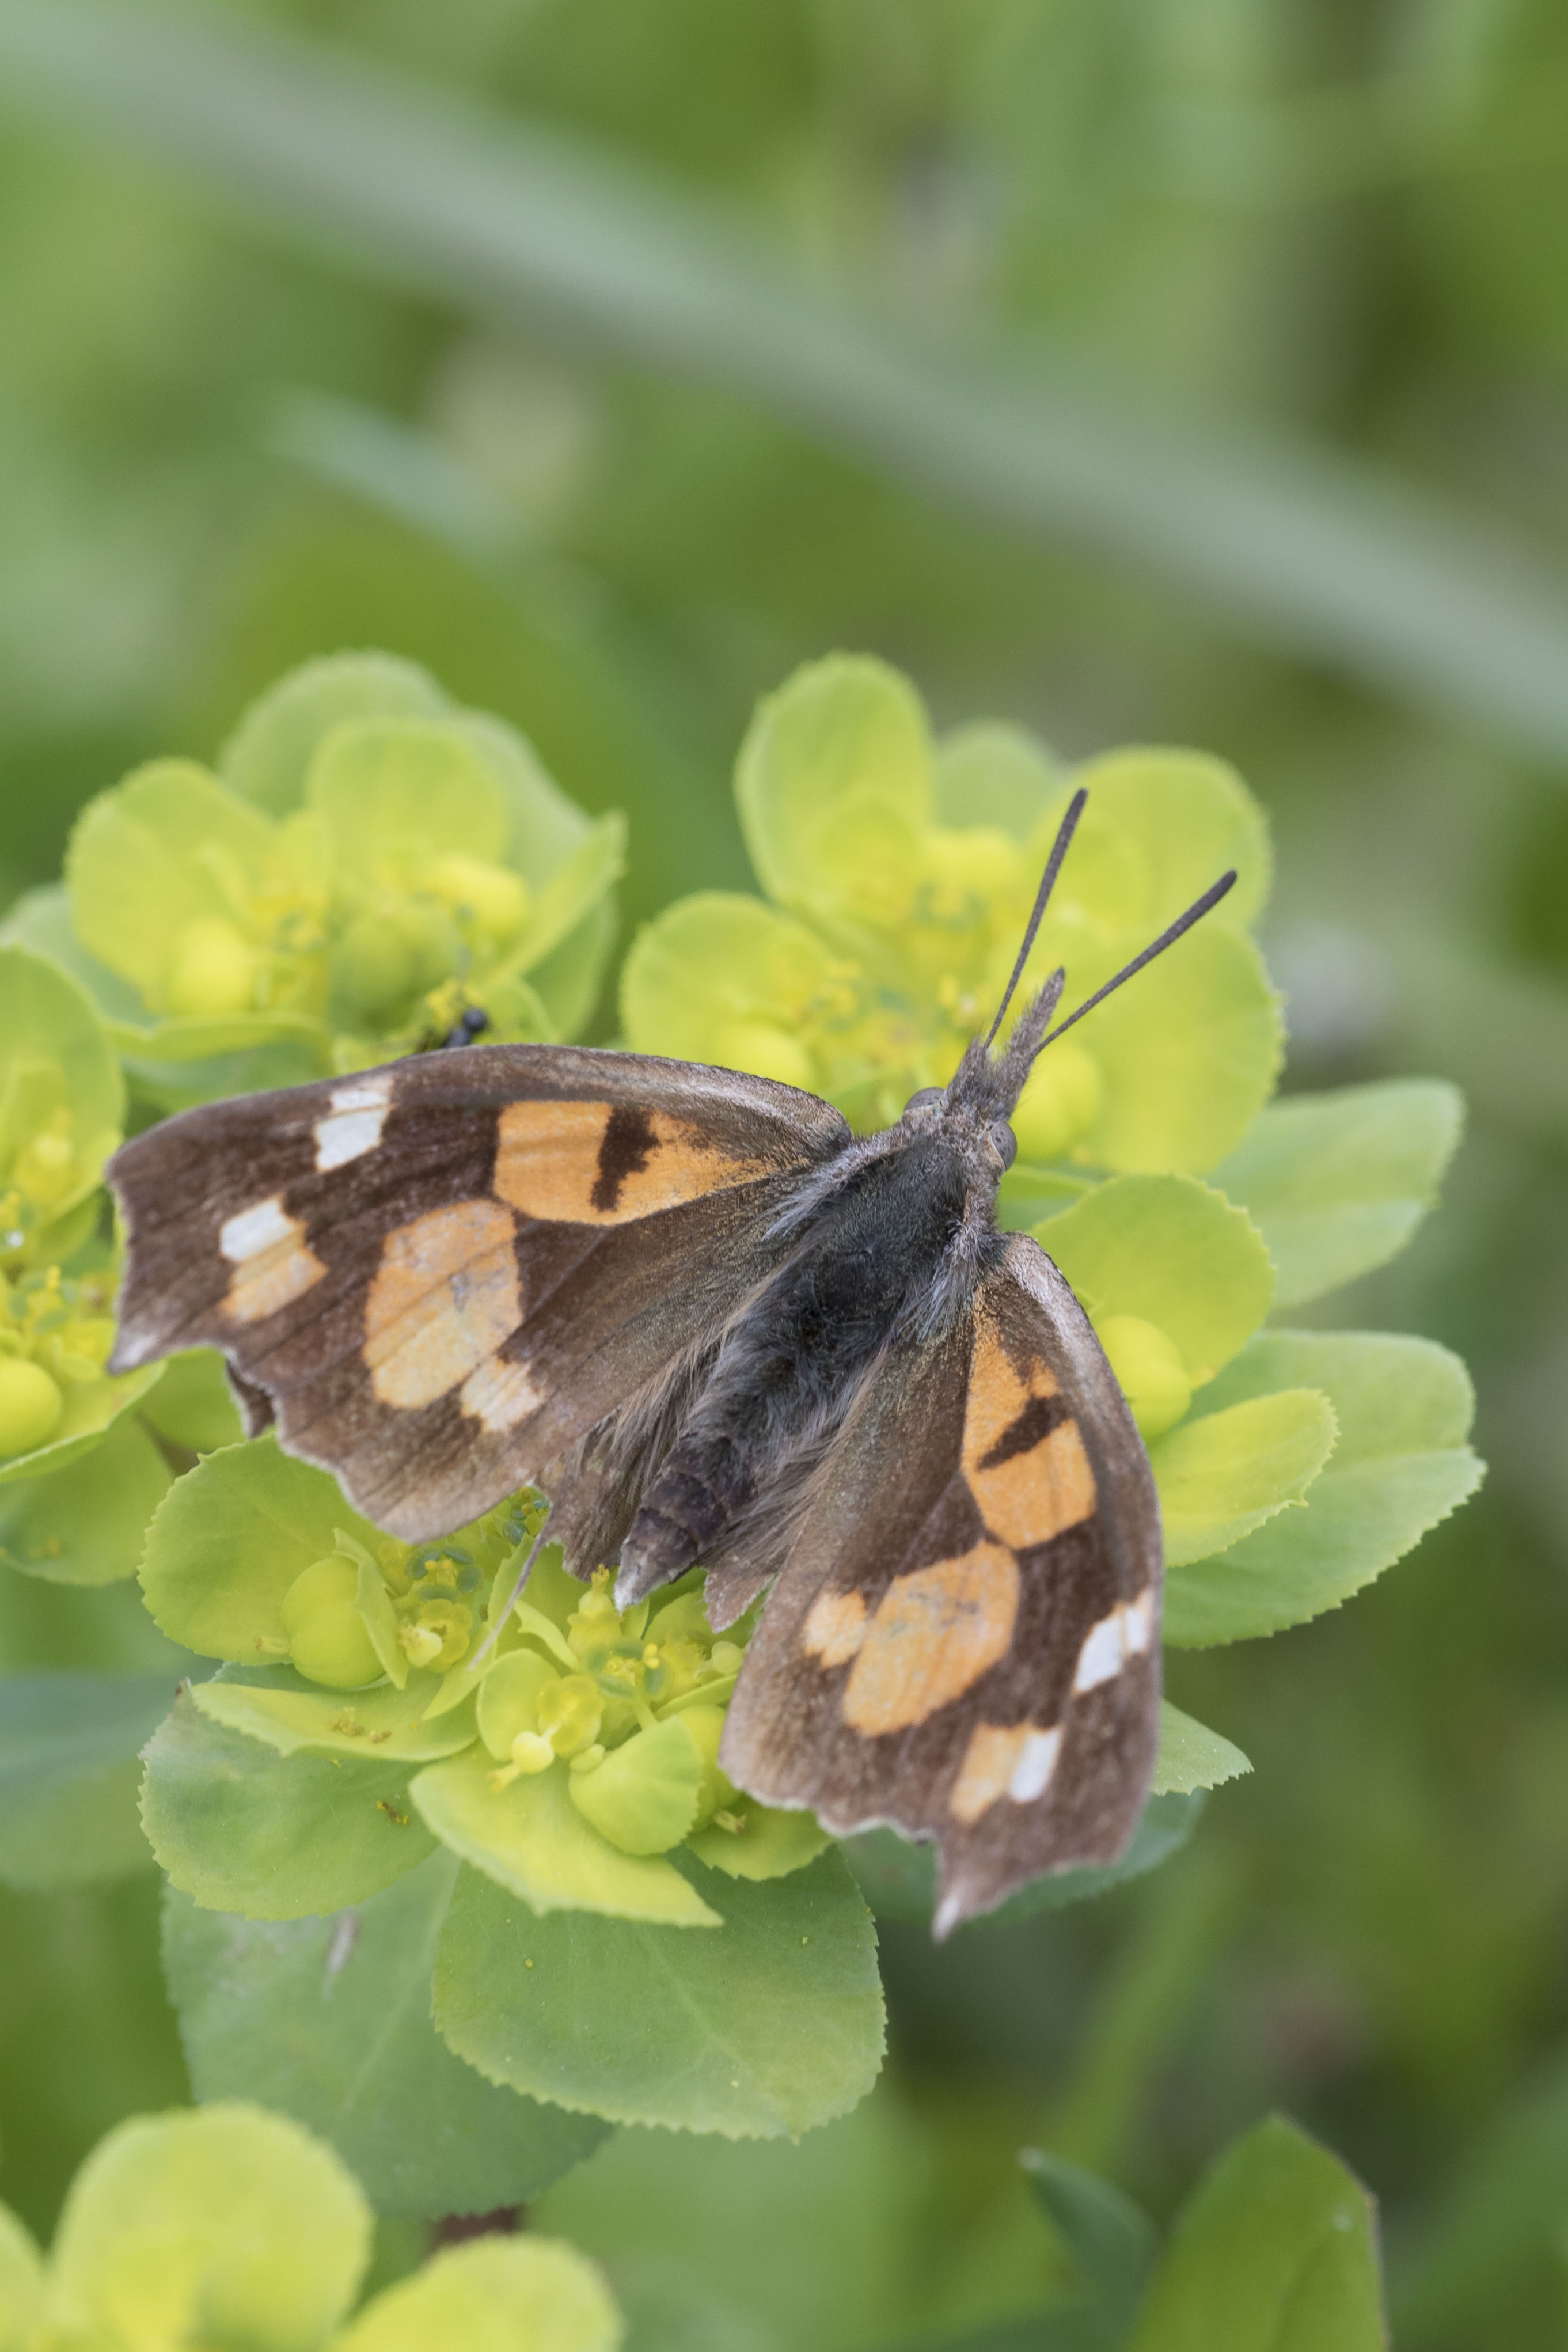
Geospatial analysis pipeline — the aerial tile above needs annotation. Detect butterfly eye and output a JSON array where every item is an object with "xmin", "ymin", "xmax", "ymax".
[
  {"xmin": 990, "ymin": 1121, "xmax": 1018, "ymax": 1170},
  {"xmin": 903, "ymin": 1087, "xmax": 944, "ymax": 1116}
]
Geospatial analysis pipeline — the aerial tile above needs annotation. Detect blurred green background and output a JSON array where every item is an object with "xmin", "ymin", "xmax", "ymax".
[{"xmin": 2, "ymin": 2, "xmax": 1567, "ymax": 2344}]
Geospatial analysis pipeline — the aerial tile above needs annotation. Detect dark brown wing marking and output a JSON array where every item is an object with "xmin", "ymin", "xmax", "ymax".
[
  {"xmin": 719, "ymin": 1231, "xmax": 1161, "ymax": 1932},
  {"xmin": 108, "ymin": 1043, "xmax": 851, "ymax": 1540}
]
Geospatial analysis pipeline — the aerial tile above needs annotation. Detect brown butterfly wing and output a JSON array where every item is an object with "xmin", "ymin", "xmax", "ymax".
[
  {"xmin": 108, "ymin": 1044, "xmax": 851, "ymax": 1541},
  {"xmin": 719, "ymin": 1230, "xmax": 1161, "ymax": 1932}
]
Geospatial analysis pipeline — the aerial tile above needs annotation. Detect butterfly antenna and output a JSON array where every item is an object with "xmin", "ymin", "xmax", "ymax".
[
  {"xmin": 984, "ymin": 787, "xmax": 1089, "ymax": 1050},
  {"xmin": 1037, "ymin": 870, "xmax": 1239, "ymax": 1054},
  {"xmin": 469, "ymin": 1505, "xmax": 554, "ymax": 1669}
]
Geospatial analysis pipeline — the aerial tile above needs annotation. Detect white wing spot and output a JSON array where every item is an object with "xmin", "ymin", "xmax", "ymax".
[
  {"xmin": 1007, "ymin": 1727, "xmax": 1062, "ymax": 1802},
  {"xmin": 220, "ymin": 1196, "xmax": 294, "ymax": 1262},
  {"xmin": 1072, "ymin": 1589, "xmax": 1155, "ymax": 1695},
  {"xmin": 314, "ymin": 1076, "xmax": 392, "ymax": 1171}
]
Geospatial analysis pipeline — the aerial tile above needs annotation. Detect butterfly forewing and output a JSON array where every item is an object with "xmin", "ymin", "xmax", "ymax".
[
  {"xmin": 107, "ymin": 1044, "xmax": 851, "ymax": 1539},
  {"xmin": 720, "ymin": 1232, "xmax": 1161, "ymax": 1932}
]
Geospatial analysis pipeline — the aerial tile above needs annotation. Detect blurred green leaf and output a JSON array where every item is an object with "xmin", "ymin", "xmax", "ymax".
[
  {"xmin": 1212, "ymin": 1082, "xmax": 1463, "ymax": 1308},
  {"xmin": 46, "ymin": 2105, "xmax": 371, "ymax": 2352},
  {"xmin": 142, "ymin": 1681, "xmax": 436, "ymax": 1919},
  {"xmin": 1150, "ymin": 1389, "xmax": 1337, "ymax": 1569},
  {"xmin": 162, "ymin": 1855, "xmax": 608, "ymax": 2221},
  {"xmin": 0, "ymin": 2199, "xmax": 44, "ymax": 2351},
  {"xmin": 138, "ymin": 1349, "xmax": 244, "ymax": 1456},
  {"xmin": 1126, "ymin": 2114, "xmax": 1385, "ymax": 2350},
  {"xmin": 0, "ymin": 1670, "xmax": 169, "ymax": 1888},
  {"xmin": 0, "ymin": 1409, "xmax": 172, "ymax": 1586},
  {"xmin": 221, "ymin": 651, "xmax": 450, "ymax": 817},
  {"xmin": 432, "ymin": 1848, "xmax": 884, "ymax": 2138},
  {"xmin": 337, "ymin": 2236, "xmax": 625, "ymax": 2352},
  {"xmin": 7, "ymin": 5, "xmax": 1568, "ymax": 759},
  {"xmin": 1020, "ymin": 2147, "xmax": 1159, "ymax": 2342},
  {"xmin": 1165, "ymin": 1333, "xmax": 1483, "ymax": 1645}
]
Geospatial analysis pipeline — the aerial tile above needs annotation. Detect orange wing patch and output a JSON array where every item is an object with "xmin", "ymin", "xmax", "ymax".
[
  {"xmin": 364, "ymin": 1200, "xmax": 521, "ymax": 1410},
  {"xmin": 841, "ymin": 1542, "xmax": 1018, "ymax": 1736},
  {"xmin": 219, "ymin": 1197, "xmax": 326, "ymax": 1324},
  {"xmin": 963, "ymin": 1321, "xmax": 1096, "ymax": 1550},
  {"xmin": 493, "ymin": 1099, "xmax": 773, "ymax": 1228}
]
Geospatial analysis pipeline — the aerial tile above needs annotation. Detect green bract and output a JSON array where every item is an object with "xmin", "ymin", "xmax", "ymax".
[
  {"xmin": 622, "ymin": 654, "xmax": 1281, "ymax": 1162},
  {"xmin": 3, "ymin": 2100, "xmax": 622, "ymax": 2352},
  {"xmin": 4, "ymin": 652, "xmax": 623, "ymax": 1111},
  {"xmin": 139, "ymin": 1435, "xmax": 882, "ymax": 2148}
]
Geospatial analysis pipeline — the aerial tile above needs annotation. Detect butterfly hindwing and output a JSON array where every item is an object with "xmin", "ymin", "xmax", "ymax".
[
  {"xmin": 108, "ymin": 1044, "xmax": 852, "ymax": 1540},
  {"xmin": 720, "ymin": 1231, "xmax": 1161, "ymax": 1931}
]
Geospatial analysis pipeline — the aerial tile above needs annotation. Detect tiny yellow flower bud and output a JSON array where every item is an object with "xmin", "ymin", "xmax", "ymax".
[
  {"xmin": 508, "ymin": 1731, "xmax": 557, "ymax": 1775},
  {"xmin": 1096, "ymin": 1314, "xmax": 1192, "ymax": 1441},
  {"xmin": 567, "ymin": 1743, "xmax": 606, "ymax": 1775},
  {"xmin": 280, "ymin": 1557, "xmax": 382, "ymax": 1689},
  {"xmin": 708, "ymin": 1641, "xmax": 745, "ymax": 1676},
  {"xmin": 164, "ymin": 917, "xmax": 260, "ymax": 1016},
  {"xmin": 429, "ymin": 853, "xmax": 530, "ymax": 948},
  {"xmin": 0, "ymin": 1356, "xmax": 64, "ymax": 1458},
  {"xmin": 1011, "ymin": 1042, "xmax": 1104, "ymax": 1163}
]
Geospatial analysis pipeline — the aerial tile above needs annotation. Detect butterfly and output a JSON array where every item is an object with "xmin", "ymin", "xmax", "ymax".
[{"xmin": 107, "ymin": 788, "xmax": 1233, "ymax": 1933}]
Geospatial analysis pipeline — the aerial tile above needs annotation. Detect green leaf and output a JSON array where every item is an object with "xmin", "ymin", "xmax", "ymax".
[
  {"xmin": 409, "ymin": 1748, "xmax": 719, "ymax": 1928},
  {"xmin": 138, "ymin": 1347, "xmax": 245, "ymax": 1454},
  {"xmin": 337, "ymin": 2237, "xmax": 624, "ymax": 2352},
  {"xmin": 935, "ymin": 722, "xmax": 1060, "ymax": 840},
  {"xmin": 142, "ymin": 1681, "xmax": 436, "ymax": 1918},
  {"xmin": 621, "ymin": 890, "xmax": 839, "ymax": 1094},
  {"xmin": 567, "ymin": 1715, "xmax": 704, "ymax": 1856},
  {"xmin": 193, "ymin": 1667, "xmax": 477, "ymax": 1763},
  {"xmin": 221, "ymin": 651, "xmax": 452, "ymax": 815},
  {"xmin": 1150, "ymin": 1702, "xmax": 1251, "ymax": 1796},
  {"xmin": 1165, "ymin": 1332, "xmax": 1483, "ymax": 1647},
  {"xmin": 139, "ymin": 1435, "xmax": 385, "ymax": 1662},
  {"xmin": 0, "ymin": 1361, "xmax": 164, "ymax": 1490},
  {"xmin": 104, "ymin": 1008, "xmax": 328, "ymax": 1062},
  {"xmin": 0, "ymin": 1670, "xmax": 170, "ymax": 1887},
  {"xmin": 306, "ymin": 717, "xmax": 508, "ymax": 876},
  {"xmin": 840, "ymin": 1791, "xmax": 1206, "ymax": 1929},
  {"xmin": 1039, "ymin": 1175, "xmax": 1273, "ymax": 1386},
  {"xmin": 460, "ymin": 710, "xmax": 599, "ymax": 881},
  {"xmin": 163, "ymin": 1854, "xmax": 607, "ymax": 2220},
  {"xmin": 1212, "ymin": 1080, "xmax": 1464, "ymax": 1308},
  {"xmin": 1126, "ymin": 2114, "xmax": 1386, "ymax": 2351},
  {"xmin": 0, "ymin": 943, "xmax": 123, "ymax": 1207},
  {"xmin": 686, "ymin": 1800, "xmax": 832, "ymax": 1880},
  {"xmin": 1062, "ymin": 749, "xmax": 1273, "ymax": 936},
  {"xmin": 432, "ymin": 1848, "xmax": 885, "ymax": 2137},
  {"xmin": 46, "ymin": 2104, "xmax": 373, "ymax": 2352},
  {"xmin": 502, "ymin": 812, "xmax": 627, "ymax": 977},
  {"xmin": 0, "ymin": 1410, "xmax": 172, "ymax": 1586},
  {"xmin": 0, "ymin": 882, "xmax": 163, "ymax": 1033},
  {"xmin": 1073, "ymin": 924, "xmax": 1282, "ymax": 1174},
  {"xmin": 735, "ymin": 654, "xmax": 932, "ymax": 933},
  {"xmin": 0, "ymin": 2200, "xmax": 44, "ymax": 2352},
  {"xmin": 1149, "ymin": 1391, "xmax": 1338, "ymax": 1569},
  {"xmin": 65, "ymin": 758, "xmax": 279, "ymax": 1004},
  {"xmin": 1020, "ymin": 2148, "xmax": 1159, "ymax": 2343}
]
